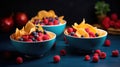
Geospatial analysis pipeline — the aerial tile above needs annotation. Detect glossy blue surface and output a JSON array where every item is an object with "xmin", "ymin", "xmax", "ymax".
[
  {"xmin": 0, "ymin": 35, "xmax": 120, "ymax": 67},
  {"xmin": 42, "ymin": 22, "xmax": 66, "ymax": 37}
]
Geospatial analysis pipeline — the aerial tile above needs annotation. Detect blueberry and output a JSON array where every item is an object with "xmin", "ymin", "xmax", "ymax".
[
  {"xmin": 49, "ymin": 17, "xmax": 54, "ymax": 22},
  {"xmin": 70, "ymin": 32, "xmax": 75, "ymax": 36},
  {"xmin": 95, "ymin": 33, "xmax": 99, "ymax": 37},
  {"xmin": 18, "ymin": 37, "xmax": 24, "ymax": 41},
  {"xmin": 81, "ymin": 35, "xmax": 84, "ymax": 38},
  {"xmin": 32, "ymin": 37, "xmax": 36, "ymax": 41}
]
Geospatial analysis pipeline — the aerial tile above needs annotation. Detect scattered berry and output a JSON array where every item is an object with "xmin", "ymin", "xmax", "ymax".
[
  {"xmin": 100, "ymin": 52, "xmax": 106, "ymax": 59},
  {"xmin": 60, "ymin": 49, "xmax": 67, "ymax": 56},
  {"xmin": 53, "ymin": 55, "xmax": 60, "ymax": 63},
  {"xmin": 16, "ymin": 57, "xmax": 23, "ymax": 64},
  {"xmin": 84, "ymin": 55, "xmax": 90, "ymax": 61},
  {"xmin": 67, "ymin": 27, "xmax": 74, "ymax": 33},
  {"xmin": 92, "ymin": 55, "xmax": 99, "ymax": 62},
  {"xmin": 112, "ymin": 50, "xmax": 119, "ymax": 57},
  {"xmin": 104, "ymin": 39, "xmax": 111, "ymax": 47},
  {"xmin": 94, "ymin": 49, "xmax": 101, "ymax": 56},
  {"xmin": 93, "ymin": 53, "xmax": 99, "ymax": 56}
]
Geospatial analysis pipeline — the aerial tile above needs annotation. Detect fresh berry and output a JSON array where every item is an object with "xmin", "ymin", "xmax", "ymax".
[
  {"xmin": 53, "ymin": 55, "xmax": 60, "ymax": 63},
  {"xmin": 29, "ymin": 35, "xmax": 34, "ymax": 39},
  {"xmin": 54, "ymin": 20, "xmax": 59, "ymax": 25},
  {"xmin": 100, "ymin": 52, "xmax": 106, "ymax": 59},
  {"xmin": 92, "ymin": 55, "xmax": 99, "ymax": 62},
  {"xmin": 94, "ymin": 49, "xmax": 101, "ymax": 56},
  {"xmin": 42, "ymin": 34, "xmax": 50, "ymax": 40},
  {"xmin": 48, "ymin": 22, "xmax": 54, "ymax": 25},
  {"xmin": 104, "ymin": 39, "xmax": 111, "ymax": 47},
  {"xmin": 43, "ymin": 18, "xmax": 48, "ymax": 25},
  {"xmin": 114, "ymin": 22, "xmax": 120, "ymax": 29},
  {"xmin": 88, "ymin": 32, "xmax": 96, "ymax": 37},
  {"xmin": 109, "ymin": 21, "xmax": 115, "ymax": 27},
  {"xmin": 26, "ymin": 39, "xmax": 33, "ymax": 42},
  {"xmin": 36, "ymin": 37, "xmax": 43, "ymax": 41},
  {"xmin": 85, "ymin": 28, "xmax": 90, "ymax": 33},
  {"xmin": 16, "ymin": 57, "xmax": 23, "ymax": 64},
  {"xmin": 22, "ymin": 35, "xmax": 29, "ymax": 41},
  {"xmin": 93, "ymin": 53, "xmax": 99, "ymax": 56},
  {"xmin": 60, "ymin": 49, "xmax": 67, "ymax": 56},
  {"xmin": 84, "ymin": 55, "xmax": 90, "ymax": 61},
  {"xmin": 112, "ymin": 50, "xmax": 119, "ymax": 57},
  {"xmin": 102, "ymin": 17, "xmax": 110, "ymax": 29},
  {"xmin": 67, "ymin": 27, "xmax": 74, "ymax": 33},
  {"xmin": 111, "ymin": 13, "xmax": 118, "ymax": 21}
]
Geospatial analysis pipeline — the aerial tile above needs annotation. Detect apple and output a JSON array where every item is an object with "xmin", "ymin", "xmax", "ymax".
[
  {"xmin": 15, "ymin": 12, "xmax": 28, "ymax": 27},
  {"xmin": 0, "ymin": 16, "xmax": 14, "ymax": 32}
]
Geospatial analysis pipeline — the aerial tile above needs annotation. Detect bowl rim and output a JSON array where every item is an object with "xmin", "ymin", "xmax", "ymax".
[
  {"xmin": 41, "ymin": 20, "xmax": 66, "ymax": 27},
  {"xmin": 10, "ymin": 31, "xmax": 56, "ymax": 43},
  {"xmin": 64, "ymin": 29, "xmax": 107, "ymax": 39}
]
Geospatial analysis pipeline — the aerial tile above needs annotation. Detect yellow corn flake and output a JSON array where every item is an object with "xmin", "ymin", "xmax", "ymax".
[
  {"xmin": 48, "ymin": 10, "xmax": 57, "ymax": 18},
  {"xmin": 76, "ymin": 28, "xmax": 89, "ymax": 38},
  {"xmin": 24, "ymin": 21, "xmax": 35, "ymax": 33}
]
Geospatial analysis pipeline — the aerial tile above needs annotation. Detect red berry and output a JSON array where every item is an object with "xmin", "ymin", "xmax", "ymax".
[
  {"xmin": 22, "ymin": 35, "xmax": 29, "ymax": 41},
  {"xmin": 36, "ymin": 37, "xmax": 43, "ymax": 41},
  {"xmin": 114, "ymin": 22, "xmax": 120, "ymax": 29},
  {"xmin": 38, "ymin": 32, "xmax": 44, "ymax": 36},
  {"xmin": 60, "ymin": 49, "xmax": 67, "ymax": 56},
  {"xmin": 92, "ymin": 55, "xmax": 99, "ymax": 62},
  {"xmin": 43, "ymin": 18, "xmax": 48, "ymax": 25},
  {"xmin": 67, "ymin": 27, "xmax": 74, "ymax": 33},
  {"xmin": 94, "ymin": 49, "xmax": 101, "ymax": 56},
  {"xmin": 26, "ymin": 39, "xmax": 33, "ymax": 42},
  {"xmin": 100, "ymin": 52, "xmax": 106, "ymax": 59},
  {"xmin": 109, "ymin": 21, "xmax": 115, "ymax": 27},
  {"xmin": 88, "ymin": 32, "xmax": 96, "ymax": 37},
  {"xmin": 48, "ymin": 22, "xmax": 54, "ymax": 25},
  {"xmin": 112, "ymin": 50, "xmax": 119, "ymax": 57},
  {"xmin": 29, "ymin": 35, "xmax": 34, "ymax": 39},
  {"xmin": 111, "ymin": 13, "xmax": 118, "ymax": 21},
  {"xmin": 16, "ymin": 57, "xmax": 23, "ymax": 64},
  {"xmin": 53, "ymin": 55, "xmax": 60, "ymax": 63},
  {"xmin": 85, "ymin": 28, "xmax": 90, "ymax": 33},
  {"xmin": 93, "ymin": 53, "xmax": 99, "ymax": 56},
  {"xmin": 104, "ymin": 39, "xmax": 111, "ymax": 47},
  {"xmin": 102, "ymin": 17, "xmax": 110, "ymax": 29},
  {"xmin": 84, "ymin": 55, "xmax": 90, "ymax": 61},
  {"xmin": 42, "ymin": 35, "xmax": 50, "ymax": 40},
  {"xmin": 54, "ymin": 20, "xmax": 59, "ymax": 25}
]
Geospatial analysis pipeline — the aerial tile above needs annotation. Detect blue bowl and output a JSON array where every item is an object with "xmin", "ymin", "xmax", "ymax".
[
  {"xmin": 10, "ymin": 31, "xmax": 56, "ymax": 56},
  {"xmin": 42, "ymin": 21, "xmax": 66, "ymax": 37},
  {"xmin": 64, "ymin": 29, "xmax": 107, "ymax": 51}
]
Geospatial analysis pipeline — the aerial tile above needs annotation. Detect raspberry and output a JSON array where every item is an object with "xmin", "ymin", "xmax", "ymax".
[
  {"xmin": 16, "ymin": 57, "xmax": 23, "ymax": 64},
  {"xmin": 54, "ymin": 20, "xmax": 59, "ymax": 25},
  {"xmin": 92, "ymin": 55, "xmax": 99, "ymax": 62},
  {"xmin": 93, "ymin": 53, "xmax": 99, "ymax": 56},
  {"xmin": 102, "ymin": 17, "xmax": 110, "ymax": 29},
  {"xmin": 26, "ymin": 39, "xmax": 33, "ymax": 42},
  {"xmin": 36, "ymin": 37, "xmax": 43, "ymax": 41},
  {"xmin": 104, "ymin": 39, "xmax": 111, "ymax": 47},
  {"xmin": 67, "ymin": 27, "xmax": 74, "ymax": 34},
  {"xmin": 42, "ymin": 35, "xmax": 50, "ymax": 40},
  {"xmin": 112, "ymin": 50, "xmax": 119, "ymax": 57},
  {"xmin": 85, "ymin": 28, "xmax": 90, "ymax": 33},
  {"xmin": 84, "ymin": 55, "xmax": 90, "ymax": 61},
  {"xmin": 94, "ymin": 49, "xmax": 101, "ymax": 56},
  {"xmin": 22, "ymin": 35, "xmax": 29, "ymax": 41},
  {"xmin": 48, "ymin": 22, "xmax": 54, "ymax": 25},
  {"xmin": 114, "ymin": 22, "xmax": 120, "ymax": 29},
  {"xmin": 111, "ymin": 13, "xmax": 118, "ymax": 21},
  {"xmin": 88, "ymin": 32, "xmax": 96, "ymax": 37},
  {"xmin": 100, "ymin": 52, "xmax": 106, "ymax": 59},
  {"xmin": 109, "ymin": 21, "xmax": 115, "ymax": 27},
  {"xmin": 53, "ymin": 55, "xmax": 60, "ymax": 63},
  {"xmin": 60, "ymin": 49, "xmax": 67, "ymax": 56},
  {"xmin": 43, "ymin": 18, "xmax": 48, "ymax": 25}
]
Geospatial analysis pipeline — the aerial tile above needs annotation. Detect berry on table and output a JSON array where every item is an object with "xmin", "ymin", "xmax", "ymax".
[
  {"xmin": 16, "ymin": 56, "xmax": 23, "ymax": 64},
  {"xmin": 100, "ymin": 52, "xmax": 106, "ymax": 59},
  {"xmin": 104, "ymin": 39, "xmax": 111, "ymax": 47},
  {"xmin": 60, "ymin": 49, "xmax": 67, "ymax": 56},
  {"xmin": 112, "ymin": 50, "xmax": 119, "ymax": 57},
  {"xmin": 84, "ymin": 55, "xmax": 90, "ymax": 61},
  {"xmin": 92, "ymin": 55, "xmax": 99, "ymax": 62},
  {"xmin": 53, "ymin": 55, "xmax": 60, "ymax": 63},
  {"xmin": 94, "ymin": 49, "xmax": 101, "ymax": 56}
]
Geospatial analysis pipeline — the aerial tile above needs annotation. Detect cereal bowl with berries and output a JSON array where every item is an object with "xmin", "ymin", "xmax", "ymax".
[
  {"xmin": 64, "ymin": 19, "xmax": 107, "ymax": 51},
  {"xmin": 30, "ymin": 10, "xmax": 66, "ymax": 37},
  {"xmin": 10, "ymin": 22, "xmax": 56, "ymax": 56}
]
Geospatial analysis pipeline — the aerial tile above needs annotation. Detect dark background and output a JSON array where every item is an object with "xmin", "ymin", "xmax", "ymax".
[{"xmin": 0, "ymin": 0, "xmax": 120, "ymax": 25}]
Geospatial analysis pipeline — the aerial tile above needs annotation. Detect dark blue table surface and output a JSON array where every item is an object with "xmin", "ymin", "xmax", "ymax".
[{"xmin": 0, "ymin": 34, "xmax": 120, "ymax": 67}]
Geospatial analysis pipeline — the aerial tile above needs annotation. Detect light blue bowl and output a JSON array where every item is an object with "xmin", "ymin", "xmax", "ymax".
[
  {"xmin": 10, "ymin": 31, "xmax": 56, "ymax": 56},
  {"xmin": 42, "ymin": 21, "xmax": 66, "ymax": 37},
  {"xmin": 64, "ymin": 29, "xmax": 107, "ymax": 51}
]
